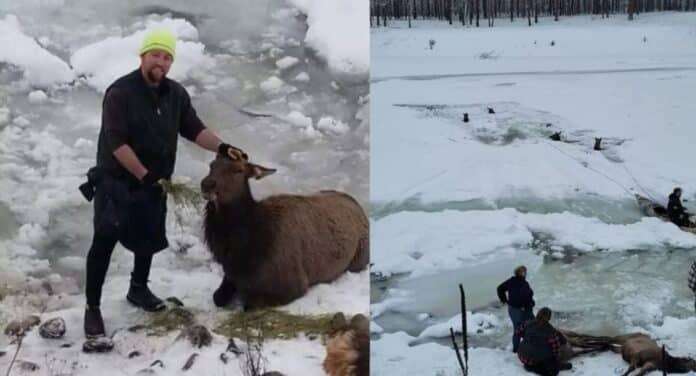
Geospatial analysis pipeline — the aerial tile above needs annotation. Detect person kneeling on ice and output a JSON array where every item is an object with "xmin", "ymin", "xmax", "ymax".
[
  {"xmin": 689, "ymin": 259, "xmax": 696, "ymax": 314},
  {"xmin": 516, "ymin": 307, "xmax": 572, "ymax": 376},
  {"xmin": 497, "ymin": 265, "xmax": 535, "ymax": 353},
  {"xmin": 79, "ymin": 29, "xmax": 247, "ymax": 339},
  {"xmin": 667, "ymin": 187, "xmax": 690, "ymax": 227}
]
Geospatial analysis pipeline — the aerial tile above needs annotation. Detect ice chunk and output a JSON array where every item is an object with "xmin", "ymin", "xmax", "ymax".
[
  {"xmin": 276, "ymin": 56, "xmax": 299, "ymax": 70},
  {"xmin": 28, "ymin": 90, "xmax": 48, "ymax": 103}
]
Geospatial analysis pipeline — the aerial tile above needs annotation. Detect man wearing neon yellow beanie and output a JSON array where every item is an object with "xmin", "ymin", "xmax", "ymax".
[{"xmin": 82, "ymin": 29, "xmax": 247, "ymax": 339}]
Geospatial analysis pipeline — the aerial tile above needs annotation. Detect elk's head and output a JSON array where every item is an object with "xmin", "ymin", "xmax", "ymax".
[{"xmin": 201, "ymin": 154, "xmax": 276, "ymax": 208}]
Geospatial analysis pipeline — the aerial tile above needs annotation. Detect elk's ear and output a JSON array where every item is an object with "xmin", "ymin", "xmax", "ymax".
[{"xmin": 247, "ymin": 163, "xmax": 276, "ymax": 180}]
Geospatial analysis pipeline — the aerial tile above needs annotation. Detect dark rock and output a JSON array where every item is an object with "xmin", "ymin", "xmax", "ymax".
[
  {"xmin": 183, "ymin": 324, "xmax": 212, "ymax": 348},
  {"xmin": 226, "ymin": 338, "xmax": 242, "ymax": 355},
  {"xmin": 135, "ymin": 369, "xmax": 155, "ymax": 375},
  {"xmin": 17, "ymin": 360, "xmax": 40, "ymax": 372},
  {"xmin": 261, "ymin": 372, "xmax": 286, "ymax": 376},
  {"xmin": 4, "ymin": 321, "xmax": 22, "ymax": 336},
  {"xmin": 308, "ymin": 334, "xmax": 318, "ymax": 341},
  {"xmin": 128, "ymin": 324, "xmax": 147, "ymax": 332},
  {"xmin": 166, "ymin": 297, "xmax": 184, "ymax": 307},
  {"xmin": 182, "ymin": 353, "xmax": 198, "ymax": 371},
  {"xmin": 129, "ymin": 351, "xmax": 142, "ymax": 358},
  {"xmin": 83, "ymin": 337, "xmax": 114, "ymax": 353},
  {"xmin": 41, "ymin": 280, "xmax": 54, "ymax": 296},
  {"xmin": 219, "ymin": 352, "xmax": 229, "ymax": 364},
  {"xmin": 60, "ymin": 343, "xmax": 73, "ymax": 348},
  {"xmin": 39, "ymin": 317, "xmax": 66, "ymax": 339},
  {"xmin": 150, "ymin": 360, "xmax": 164, "ymax": 368},
  {"xmin": 462, "ymin": 113, "xmax": 469, "ymax": 123},
  {"xmin": 487, "ymin": 107, "xmax": 495, "ymax": 114},
  {"xmin": 0, "ymin": 350, "xmax": 5, "ymax": 357},
  {"xmin": 550, "ymin": 132, "xmax": 562, "ymax": 141}
]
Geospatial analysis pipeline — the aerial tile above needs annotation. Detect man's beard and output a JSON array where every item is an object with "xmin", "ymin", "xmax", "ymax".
[{"xmin": 147, "ymin": 67, "xmax": 165, "ymax": 84}]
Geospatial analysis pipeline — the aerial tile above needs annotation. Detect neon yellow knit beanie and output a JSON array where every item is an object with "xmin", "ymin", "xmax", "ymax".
[{"xmin": 140, "ymin": 29, "xmax": 176, "ymax": 59}]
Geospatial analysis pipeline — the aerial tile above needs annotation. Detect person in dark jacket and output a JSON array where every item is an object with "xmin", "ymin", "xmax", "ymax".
[
  {"xmin": 667, "ymin": 187, "xmax": 690, "ymax": 227},
  {"xmin": 81, "ymin": 29, "xmax": 247, "ymax": 339},
  {"xmin": 689, "ymin": 260, "xmax": 696, "ymax": 313},
  {"xmin": 516, "ymin": 307, "xmax": 572, "ymax": 376},
  {"xmin": 497, "ymin": 265, "xmax": 535, "ymax": 352}
]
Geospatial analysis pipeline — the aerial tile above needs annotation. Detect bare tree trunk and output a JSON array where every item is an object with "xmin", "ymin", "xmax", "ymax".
[
  {"xmin": 476, "ymin": 0, "xmax": 480, "ymax": 26},
  {"xmin": 527, "ymin": 0, "xmax": 531, "ymax": 25},
  {"xmin": 628, "ymin": 0, "xmax": 635, "ymax": 19},
  {"xmin": 555, "ymin": 0, "xmax": 560, "ymax": 20}
]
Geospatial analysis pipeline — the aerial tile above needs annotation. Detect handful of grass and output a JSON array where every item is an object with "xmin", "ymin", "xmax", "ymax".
[{"xmin": 159, "ymin": 180, "xmax": 205, "ymax": 210}]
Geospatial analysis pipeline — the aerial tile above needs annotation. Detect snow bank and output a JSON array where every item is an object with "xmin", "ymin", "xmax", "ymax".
[
  {"xmin": 70, "ymin": 18, "xmax": 211, "ymax": 92},
  {"xmin": 286, "ymin": 0, "xmax": 369, "ymax": 75},
  {"xmin": 415, "ymin": 311, "xmax": 501, "ymax": 340},
  {"xmin": 282, "ymin": 270, "xmax": 369, "ymax": 315},
  {"xmin": 0, "ymin": 15, "xmax": 74, "ymax": 87},
  {"xmin": 372, "ymin": 209, "xmax": 696, "ymax": 277}
]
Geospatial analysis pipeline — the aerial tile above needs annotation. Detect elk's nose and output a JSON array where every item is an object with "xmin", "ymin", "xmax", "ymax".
[{"xmin": 201, "ymin": 178, "xmax": 216, "ymax": 192}]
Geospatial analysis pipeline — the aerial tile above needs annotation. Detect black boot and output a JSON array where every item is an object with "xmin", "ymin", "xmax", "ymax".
[
  {"xmin": 127, "ymin": 282, "xmax": 165, "ymax": 312},
  {"xmin": 213, "ymin": 276, "xmax": 236, "ymax": 307},
  {"xmin": 84, "ymin": 306, "xmax": 105, "ymax": 338}
]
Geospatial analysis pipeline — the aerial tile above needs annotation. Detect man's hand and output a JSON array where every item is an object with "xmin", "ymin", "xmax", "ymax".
[
  {"xmin": 218, "ymin": 143, "xmax": 248, "ymax": 161},
  {"xmin": 141, "ymin": 172, "xmax": 166, "ymax": 195}
]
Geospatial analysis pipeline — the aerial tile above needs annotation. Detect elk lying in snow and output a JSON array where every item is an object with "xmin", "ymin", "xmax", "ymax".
[
  {"xmin": 324, "ymin": 314, "xmax": 369, "ymax": 376},
  {"xmin": 562, "ymin": 331, "xmax": 696, "ymax": 376},
  {"xmin": 201, "ymin": 155, "xmax": 369, "ymax": 309},
  {"xmin": 612, "ymin": 333, "xmax": 696, "ymax": 376}
]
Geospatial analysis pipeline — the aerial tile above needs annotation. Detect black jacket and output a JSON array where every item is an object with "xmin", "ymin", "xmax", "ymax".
[
  {"xmin": 667, "ymin": 193, "xmax": 686, "ymax": 221},
  {"xmin": 90, "ymin": 69, "xmax": 205, "ymax": 253},
  {"xmin": 517, "ymin": 320, "xmax": 566, "ymax": 364},
  {"xmin": 497, "ymin": 276, "xmax": 535, "ymax": 310},
  {"xmin": 96, "ymin": 68, "xmax": 205, "ymax": 184}
]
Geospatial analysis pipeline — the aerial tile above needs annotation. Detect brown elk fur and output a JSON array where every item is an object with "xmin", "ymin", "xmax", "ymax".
[
  {"xmin": 612, "ymin": 333, "xmax": 696, "ymax": 376},
  {"xmin": 324, "ymin": 314, "xmax": 369, "ymax": 376},
  {"xmin": 561, "ymin": 330, "xmax": 696, "ymax": 376},
  {"xmin": 201, "ymin": 156, "xmax": 369, "ymax": 309}
]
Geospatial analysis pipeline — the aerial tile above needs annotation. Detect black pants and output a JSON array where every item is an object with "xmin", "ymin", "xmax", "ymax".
[
  {"xmin": 524, "ymin": 360, "xmax": 560, "ymax": 376},
  {"xmin": 85, "ymin": 232, "xmax": 154, "ymax": 307}
]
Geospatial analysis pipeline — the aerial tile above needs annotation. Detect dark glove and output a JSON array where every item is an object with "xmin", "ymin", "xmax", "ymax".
[
  {"xmin": 141, "ymin": 172, "xmax": 165, "ymax": 195},
  {"xmin": 218, "ymin": 143, "xmax": 248, "ymax": 161}
]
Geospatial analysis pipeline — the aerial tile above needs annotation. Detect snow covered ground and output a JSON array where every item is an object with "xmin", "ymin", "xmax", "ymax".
[
  {"xmin": 371, "ymin": 12, "xmax": 696, "ymax": 376},
  {"xmin": 0, "ymin": 1, "xmax": 367, "ymax": 375}
]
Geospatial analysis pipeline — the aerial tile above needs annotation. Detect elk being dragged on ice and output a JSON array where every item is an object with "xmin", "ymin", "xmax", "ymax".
[
  {"xmin": 612, "ymin": 333, "xmax": 696, "ymax": 376},
  {"xmin": 201, "ymin": 155, "xmax": 369, "ymax": 309},
  {"xmin": 562, "ymin": 331, "xmax": 696, "ymax": 376}
]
